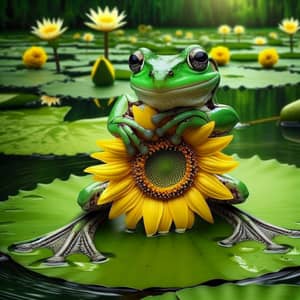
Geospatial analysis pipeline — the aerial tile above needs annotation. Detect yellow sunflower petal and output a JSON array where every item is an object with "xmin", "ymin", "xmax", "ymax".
[
  {"xmin": 186, "ymin": 187, "xmax": 214, "ymax": 223},
  {"xmin": 108, "ymin": 188, "xmax": 142, "ymax": 219},
  {"xmin": 196, "ymin": 135, "xmax": 233, "ymax": 156},
  {"xmin": 195, "ymin": 173, "xmax": 233, "ymax": 200},
  {"xmin": 132, "ymin": 104, "xmax": 157, "ymax": 130},
  {"xmin": 158, "ymin": 204, "xmax": 172, "ymax": 233},
  {"xmin": 91, "ymin": 151, "xmax": 130, "ymax": 163},
  {"xmin": 167, "ymin": 197, "xmax": 188, "ymax": 232},
  {"xmin": 125, "ymin": 198, "xmax": 144, "ymax": 230},
  {"xmin": 143, "ymin": 198, "xmax": 163, "ymax": 236},
  {"xmin": 198, "ymin": 154, "xmax": 238, "ymax": 174},
  {"xmin": 96, "ymin": 139, "xmax": 128, "ymax": 156},
  {"xmin": 183, "ymin": 121, "xmax": 215, "ymax": 147},
  {"xmin": 214, "ymin": 152, "xmax": 235, "ymax": 161},
  {"xmin": 84, "ymin": 161, "xmax": 131, "ymax": 181},
  {"xmin": 98, "ymin": 177, "xmax": 135, "ymax": 204},
  {"xmin": 187, "ymin": 208, "xmax": 195, "ymax": 229}
]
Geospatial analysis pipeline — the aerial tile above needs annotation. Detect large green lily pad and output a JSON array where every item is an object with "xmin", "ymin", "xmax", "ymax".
[
  {"xmin": 0, "ymin": 156, "xmax": 300, "ymax": 289},
  {"xmin": 144, "ymin": 284, "xmax": 300, "ymax": 300},
  {"xmin": 39, "ymin": 76, "xmax": 133, "ymax": 99},
  {"xmin": 219, "ymin": 67, "xmax": 300, "ymax": 89},
  {"xmin": 0, "ymin": 107, "xmax": 111, "ymax": 155},
  {"xmin": 0, "ymin": 69, "xmax": 67, "ymax": 90}
]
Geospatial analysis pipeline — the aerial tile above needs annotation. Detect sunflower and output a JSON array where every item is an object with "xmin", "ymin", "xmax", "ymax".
[
  {"xmin": 258, "ymin": 48, "xmax": 279, "ymax": 68},
  {"xmin": 31, "ymin": 18, "xmax": 67, "ymax": 41},
  {"xmin": 85, "ymin": 106, "xmax": 237, "ymax": 236},
  {"xmin": 22, "ymin": 46, "xmax": 47, "ymax": 69},
  {"xmin": 85, "ymin": 6, "xmax": 126, "ymax": 32},
  {"xmin": 209, "ymin": 46, "xmax": 230, "ymax": 66}
]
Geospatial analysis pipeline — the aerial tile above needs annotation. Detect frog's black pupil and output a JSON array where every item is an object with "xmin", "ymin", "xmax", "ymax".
[
  {"xmin": 129, "ymin": 54, "xmax": 139, "ymax": 64},
  {"xmin": 194, "ymin": 51, "xmax": 208, "ymax": 62}
]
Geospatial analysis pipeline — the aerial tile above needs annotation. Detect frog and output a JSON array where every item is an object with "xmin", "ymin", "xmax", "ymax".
[{"xmin": 14, "ymin": 45, "xmax": 300, "ymax": 264}]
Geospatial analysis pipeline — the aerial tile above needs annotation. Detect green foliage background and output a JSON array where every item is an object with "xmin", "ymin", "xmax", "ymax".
[{"xmin": 1, "ymin": 0, "xmax": 299, "ymax": 29}]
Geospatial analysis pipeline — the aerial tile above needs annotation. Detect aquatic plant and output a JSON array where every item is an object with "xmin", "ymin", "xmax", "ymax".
[
  {"xmin": 209, "ymin": 46, "xmax": 230, "ymax": 66},
  {"xmin": 253, "ymin": 36, "xmax": 267, "ymax": 45},
  {"xmin": 22, "ymin": 46, "xmax": 47, "ymax": 69},
  {"xmin": 233, "ymin": 25, "xmax": 245, "ymax": 42},
  {"xmin": 279, "ymin": 17, "xmax": 299, "ymax": 53},
  {"xmin": 258, "ymin": 48, "xmax": 279, "ymax": 68},
  {"xmin": 85, "ymin": 6, "xmax": 126, "ymax": 59},
  {"xmin": 31, "ymin": 18, "xmax": 67, "ymax": 72},
  {"xmin": 218, "ymin": 25, "xmax": 231, "ymax": 43},
  {"xmin": 40, "ymin": 95, "xmax": 60, "ymax": 106}
]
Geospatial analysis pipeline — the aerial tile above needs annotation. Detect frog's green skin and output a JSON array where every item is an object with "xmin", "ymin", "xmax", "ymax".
[
  {"xmin": 108, "ymin": 45, "xmax": 239, "ymax": 155},
  {"xmin": 14, "ymin": 46, "xmax": 300, "ymax": 264}
]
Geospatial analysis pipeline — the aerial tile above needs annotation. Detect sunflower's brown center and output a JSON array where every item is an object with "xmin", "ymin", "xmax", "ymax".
[{"xmin": 132, "ymin": 139, "xmax": 198, "ymax": 200}]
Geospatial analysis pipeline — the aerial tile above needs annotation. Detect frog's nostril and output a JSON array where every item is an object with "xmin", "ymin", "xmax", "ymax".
[{"xmin": 168, "ymin": 70, "xmax": 174, "ymax": 77}]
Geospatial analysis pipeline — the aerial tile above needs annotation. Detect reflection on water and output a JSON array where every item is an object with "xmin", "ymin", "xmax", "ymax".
[{"xmin": 227, "ymin": 121, "xmax": 300, "ymax": 167}]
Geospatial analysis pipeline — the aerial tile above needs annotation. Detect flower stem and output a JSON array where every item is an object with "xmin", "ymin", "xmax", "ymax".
[
  {"xmin": 52, "ymin": 47, "xmax": 61, "ymax": 73},
  {"xmin": 104, "ymin": 31, "xmax": 109, "ymax": 59},
  {"xmin": 289, "ymin": 34, "xmax": 294, "ymax": 53}
]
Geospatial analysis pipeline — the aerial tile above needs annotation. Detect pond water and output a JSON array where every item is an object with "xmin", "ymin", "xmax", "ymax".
[{"xmin": 0, "ymin": 89, "xmax": 299, "ymax": 299}]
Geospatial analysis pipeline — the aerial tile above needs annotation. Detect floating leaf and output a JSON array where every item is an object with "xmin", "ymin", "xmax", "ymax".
[
  {"xmin": 0, "ymin": 93, "xmax": 39, "ymax": 108},
  {"xmin": 0, "ymin": 69, "xmax": 67, "ymax": 90},
  {"xmin": 0, "ymin": 107, "xmax": 111, "ymax": 155},
  {"xmin": 219, "ymin": 67, "xmax": 300, "ymax": 89},
  {"xmin": 0, "ymin": 157, "xmax": 300, "ymax": 289},
  {"xmin": 144, "ymin": 284, "xmax": 300, "ymax": 300},
  {"xmin": 39, "ymin": 76, "xmax": 133, "ymax": 99}
]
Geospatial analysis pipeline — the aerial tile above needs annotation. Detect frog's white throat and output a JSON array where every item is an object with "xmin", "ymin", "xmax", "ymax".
[{"xmin": 131, "ymin": 81, "xmax": 217, "ymax": 111}]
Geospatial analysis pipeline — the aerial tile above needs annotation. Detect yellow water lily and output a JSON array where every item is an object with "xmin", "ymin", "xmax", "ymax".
[
  {"xmin": 85, "ymin": 6, "xmax": 126, "ymax": 59},
  {"xmin": 185, "ymin": 31, "xmax": 194, "ymax": 39},
  {"xmin": 31, "ymin": 18, "xmax": 67, "ymax": 41},
  {"xmin": 85, "ymin": 6, "xmax": 126, "ymax": 32},
  {"xmin": 233, "ymin": 25, "xmax": 245, "ymax": 42},
  {"xmin": 269, "ymin": 32, "xmax": 278, "ymax": 39},
  {"xmin": 175, "ymin": 30, "xmax": 183, "ymax": 37},
  {"xmin": 253, "ymin": 36, "xmax": 267, "ymax": 45},
  {"xmin": 163, "ymin": 34, "xmax": 172, "ymax": 43},
  {"xmin": 209, "ymin": 46, "xmax": 230, "ymax": 66},
  {"xmin": 85, "ymin": 107, "xmax": 237, "ymax": 236},
  {"xmin": 258, "ymin": 48, "xmax": 279, "ymax": 68},
  {"xmin": 22, "ymin": 46, "xmax": 47, "ymax": 69},
  {"xmin": 278, "ymin": 17, "xmax": 299, "ymax": 53},
  {"xmin": 82, "ymin": 32, "xmax": 95, "ymax": 42},
  {"xmin": 279, "ymin": 17, "xmax": 299, "ymax": 35},
  {"xmin": 40, "ymin": 95, "xmax": 60, "ymax": 106},
  {"xmin": 218, "ymin": 25, "xmax": 231, "ymax": 43}
]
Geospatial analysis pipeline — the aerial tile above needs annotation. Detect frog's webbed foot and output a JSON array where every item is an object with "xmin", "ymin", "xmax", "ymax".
[
  {"xmin": 209, "ymin": 202, "xmax": 300, "ymax": 253},
  {"xmin": 12, "ymin": 209, "xmax": 109, "ymax": 265},
  {"xmin": 154, "ymin": 109, "xmax": 209, "ymax": 145}
]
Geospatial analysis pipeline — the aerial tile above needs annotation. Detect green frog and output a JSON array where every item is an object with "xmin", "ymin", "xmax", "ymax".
[{"xmin": 14, "ymin": 46, "xmax": 300, "ymax": 264}]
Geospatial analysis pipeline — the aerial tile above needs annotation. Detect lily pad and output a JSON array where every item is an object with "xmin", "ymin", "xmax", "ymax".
[
  {"xmin": 144, "ymin": 284, "xmax": 300, "ymax": 300},
  {"xmin": 0, "ymin": 69, "xmax": 67, "ymax": 91},
  {"xmin": 39, "ymin": 76, "xmax": 133, "ymax": 99},
  {"xmin": 0, "ymin": 93, "xmax": 39, "ymax": 108},
  {"xmin": 0, "ymin": 107, "xmax": 111, "ymax": 155},
  {"xmin": 219, "ymin": 67, "xmax": 300, "ymax": 89},
  {"xmin": 0, "ymin": 157, "xmax": 300, "ymax": 289}
]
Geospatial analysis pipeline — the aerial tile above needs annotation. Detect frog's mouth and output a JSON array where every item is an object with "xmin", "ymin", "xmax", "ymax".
[{"xmin": 131, "ymin": 76, "xmax": 219, "ymax": 111}]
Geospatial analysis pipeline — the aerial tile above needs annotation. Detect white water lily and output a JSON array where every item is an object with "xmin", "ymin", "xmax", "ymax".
[
  {"xmin": 279, "ymin": 17, "xmax": 299, "ymax": 35},
  {"xmin": 85, "ymin": 6, "xmax": 126, "ymax": 32},
  {"xmin": 31, "ymin": 18, "xmax": 67, "ymax": 41}
]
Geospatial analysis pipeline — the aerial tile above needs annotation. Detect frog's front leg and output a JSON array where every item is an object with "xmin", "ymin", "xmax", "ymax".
[
  {"xmin": 13, "ymin": 182, "xmax": 110, "ymax": 265},
  {"xmin": 208, "ymin": 175, "xmax": 300, "ymax": 253},
  {"xmin": 108, "ymin": 94, "xmax": 154, "ymax": 155},
  {"xmin": 154, "ymin": 109, "xmax": 210, "ymax": 144}
]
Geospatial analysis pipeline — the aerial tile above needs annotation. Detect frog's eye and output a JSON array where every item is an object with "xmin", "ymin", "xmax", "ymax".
[
  {"xmin": 129, "ymin": 50, "xmax": 144, "ymax": 74},
  {"xmin": 187, "ymin": 48, "xmax": 209, "ymax": 71}
]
